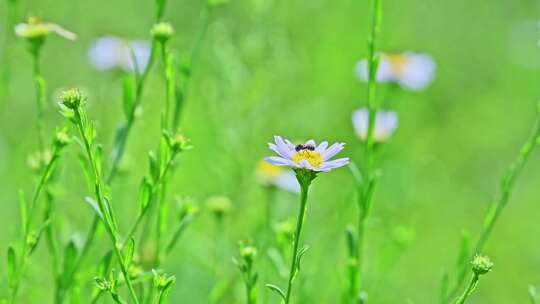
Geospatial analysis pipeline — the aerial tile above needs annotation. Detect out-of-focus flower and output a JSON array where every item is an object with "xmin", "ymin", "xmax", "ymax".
[
  {"xmin": 352, "ymin": 108, "xmax": 398, "ymax": 143},
  {"xmin": 206, "ymin": 196, "xmax": 232, "ymax": 218},
  {"xmin": 355, "ymin": 52, "xmax": 436, "ymax": 91},
  {"xmin": 151, "ymin": 22, "xmax": 174, "ymax": 43},
  {"xmin": 471, "ymin": 254, "xmax": 493, "ymax": 276},
  {"xmin": 88, "ymin": 36, "xmax": 150, "ymax": 73},
  {"xmin": 265, "ymin": 136, "xmax": 349, "ymax": 173},
  {"xmin": 256, "ymin": 160, "xmax": 300, "ymax": 193},
  {"xmin": 15, "ymin": 16, "xmax": 77, "ymax": 42}
]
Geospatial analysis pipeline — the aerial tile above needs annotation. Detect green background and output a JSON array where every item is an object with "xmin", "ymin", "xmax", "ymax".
[{"xmin": 1, "ymin": 0, "xmax": 539, "ymax": 303}]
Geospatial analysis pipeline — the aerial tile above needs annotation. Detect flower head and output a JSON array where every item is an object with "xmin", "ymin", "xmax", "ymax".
[
  {"xmin": 151, "ymin": 22, "xmax": 174, "ymax": 43},
  {"xmin": 206, "ymin": 196, "xmax": 232, "ymax": 218},
  {"xmin": 265, "ymin": 136, "xmax": 349, "ymax": 173},
  {"xmin": 15, "ymin": 16, "xmax": 76, "ymax": 45},
  {"xmin": 88, "ymin": 36, "xmax": 150, "ymax": 73},
  {"xmin": 352, "ymin": 108, "xmax": 398, "ymax": 143},
  {"xmin": 61, "ymin": 88, "xmax": 84, "ymax": 110},
  {"xmin": 256, "ymin": 160, "xmax": 300, "ymax": 193},
  {"xmin": 471, "ymin": 254, "xmax": 493, "ymax": 276},
  {"xmin": 355, "ymin": 52, "xmax": 435, "ymax": 91}
]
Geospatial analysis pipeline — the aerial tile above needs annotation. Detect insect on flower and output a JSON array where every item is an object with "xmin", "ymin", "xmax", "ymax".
[
  {"xmin": 352, "ymin": 108, "xmax": 398, "ymax": 143},
  {"xmin": 265, "ymin": 136, "xmax": 349, "ymax": 172},
  {"xmin": 88, "ymin": 36, "xmax": 151, "ymax": 73},
  {"xmin": 355, "ymin": 52, "xmax": 436, "ymax": 91}
]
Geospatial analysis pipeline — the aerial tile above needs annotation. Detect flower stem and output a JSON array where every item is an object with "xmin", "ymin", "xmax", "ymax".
[
  {"xmin": 445, "ymin": 107, "xmax": 540, "ymax": 302},
  {"xmin": 454, "ymin": 273, "xmax": 479, "ymax": 304},
  {"xmin": 73, "ymin": 108, "xmax": 139, "ymax": 304},
  {"xmin": 284, "ymin": 178, "xmax": 311, "ymax": 304},
  {"xmin": 352, "ymin": 0, "xmax": 383, "ymax": 301}
]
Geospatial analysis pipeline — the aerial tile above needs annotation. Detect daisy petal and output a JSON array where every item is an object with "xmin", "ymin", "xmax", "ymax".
[
  {"xmin": 319, "ymin": 158, "xmax": 350, "ymax": 171},
  {"xmin": 305, "ymin": 139, "xmax": 316, "ymax": 146},
  {"xmin": 274, "ymin": 136, "xmax": 294, "ymax": 159},
  {"xmin": 315, "ymin": 141, "xmax": 328, "ymax": 152},
  {"xmin": 322, "ymin": 143, "xmax": 345, "ymax": 160},
  {"xmin": 265, "ymin": 156, "xmax": 292, "ymax": 166}
]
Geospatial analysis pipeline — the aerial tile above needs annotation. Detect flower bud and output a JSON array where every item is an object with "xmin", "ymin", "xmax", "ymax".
[
  {"xmin": 170, "ymin": 134, "xmax": 190, "ymax": 152},
  {"xmin": 53, "ymin": 128, "xmax": 70, "ymax": 149},
  {"xmin": 61, "ymin": 88, "xmax": 84, "ymax": 110},
  {"xmin": 151, "ymin": 22, "xmax": 174, "ymax": 43},
  {"xmin": 205, "ymin": 196, "xmax": 232, "ymax": 219},
  {"xmin": 240, "ymin": 245, "xmax": 257, "ymax": 264},
  {"xmin": 471, "ymin": 254, "xmax": 493, "ymax": 276}
]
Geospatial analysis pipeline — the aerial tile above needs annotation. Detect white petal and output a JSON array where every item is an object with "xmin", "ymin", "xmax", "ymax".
[
  {"xmin": 321, "ymin": 143, "xmax": 345, "ymax": 160},
  {"xmin": 265, "ymin": 156, "xmax": 292, "ymax": 166},
  {"xmin": 298, "ymin": 159, "xmax": 313, "ymax": 170},
  {"xmin": 315, "ymin": 141, "xmax": 328, "ymax": 152},
  {"xmin": 274, "ymin": 171, "xmax": 301, "ymax": 193},
  {"xmin": 274, "ymin": 136, "xmax": 294, "ymax": 159},
  {"xmin": 319, "ymin": 158, "xmax": 350, "ymax": 171},
  {"xmin": 399, "ymin": 53, "xmax": 436, "ymax": 90},
  {"xmin": 305, "ymin": 139, "xmax": 316, "ymax": 146}
]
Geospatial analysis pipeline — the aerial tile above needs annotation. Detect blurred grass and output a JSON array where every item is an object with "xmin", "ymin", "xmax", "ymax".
[{"xmin": 0, "ymin": 0, "xmax": 539, "ymax": 303}]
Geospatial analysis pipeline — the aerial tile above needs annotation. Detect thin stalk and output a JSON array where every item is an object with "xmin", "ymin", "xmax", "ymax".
[
  {"xmin": 454, "ymin": 274, "xmax": 479, "ymax": 304},
  {"xmin": 108, "ymin": 40, "xmax": 158, "ymax": 183},
  {"xmin": 73, "ymin": 109, "xmax": 139, "ymax": 304},
  {"xmin": 445, "ymin": 110, "xmax": 540, "ymax": 302},
  {"xmin": 284, "ymin": 181, "xmax": 310, "ymax": 304},
  {"xmin": 353, "ymin": 0, "xmax": 383, "ymax": 300},
  {"xmin": 32, "ymin": 51, "xmax": 46, "ymax": 152},
  {"xmin": 9, "ymin": 146, "xmax": 61, "ymax": 303}
]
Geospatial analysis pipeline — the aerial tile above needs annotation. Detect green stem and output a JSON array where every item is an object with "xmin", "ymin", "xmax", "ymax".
[
  {"xmin": 445, "ymin": 110, "xmax": 540, "ymax": 302},
  {"xmin": 284, "ymin": 180, "xmax": 310, "ymax": 304},
  {"xmin": 454, "ymin": 274, "xmax": 479, "ymax": 304},
  {"xmin": 353, "ymin": 0, "xmax": 382, "ymax": 301},
  {"xmin": 73, "ymin": 109, "xmax": 139, "ymax": 304},
  {"xmin": 32, "ymin": 51, "xmax": 46, "ymax": 152},
  {"xmin": 9, "ymin": 146, "xmax": 61, "ymax": 303}
]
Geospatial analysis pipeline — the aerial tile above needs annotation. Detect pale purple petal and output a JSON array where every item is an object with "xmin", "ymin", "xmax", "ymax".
[
  {"xmin": 268, "ymin": 143, "xmax": 293, "ymax": 159},
  {"xmin": 315, "ymin": 141, "xmax": 328, "ymax": 152},
  {"xmin": 274, "ymin": 171, "xmax": 301, "ymax": 193},
  {"xmin": 265, "ymin": 156, "xmax": 293, "ymax": 166},
  {"xmin": 318, "ymin": 158, "xmax": 350, "ymax": 171},
  {"xmin": 305, "ymin": 139, "xmax": 316, "ymax": 146},
  {"xmin": 274, "ymin": 136, "xmax": 295, "ymax": 159},
  {"xmin": 321, "ymin": 143, "xmax": 345, "ymax": 160},
  {"xmin": 298, "ymin": 159, "xmax": 313, "ymax": 170},
  {"xmin": 284, "ymin": 139, "xmax": 296, "ymax": 150}
]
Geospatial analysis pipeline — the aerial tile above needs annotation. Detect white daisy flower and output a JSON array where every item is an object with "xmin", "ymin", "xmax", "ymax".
[
  {"xmin": 355, "ymin": 52, "xmax": 436, "ymax": 91},
  {"xmin": 256, "ymin": 160, "xmax": 300, "ymax": 193},
  {"xmin": 265, "ymin": 136, "xmax": 349, "ymax": 172},
  {"xmin": 15, "ymin": 17, "xmax": 77, "ymax": 41},
  {"xmin": 352, "ymin": 108, "xmax": 398, "ymax": 143},
  {"xmin": 88, "ymin": 36, "xmax": 151, "ymax": 73}
]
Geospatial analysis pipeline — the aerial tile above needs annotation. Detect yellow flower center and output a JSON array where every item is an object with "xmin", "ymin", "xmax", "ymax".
[
  {"xmin": 385, "ymin": 54, "xmax": 409, "ymax": 76},
  {"xmin": 292, "ymin": 150, "xmax": 323, "ymax": 168}
]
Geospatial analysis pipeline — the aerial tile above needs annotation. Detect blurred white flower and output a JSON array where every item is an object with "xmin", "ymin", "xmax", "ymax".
[
  {"xmin": 15, "ymin": 17, "xmax": 76, "ymax": 41},
  {"xmin": 355, "ymin": 52, "xmax": 436, "ymax": 91},
  {"xmin": 88, "ymin": 36, "xmax": 150, "ymax": 73},
  {"xmin": 265, "ymin": 136, "xmax": 349, "ymax": 172},
  {"xmin": 256, "ymin": 160, "xmax": 300, "ymax": 193},
  {"xmin": 352, "ymin": 108, "xmax": 398, "ymax": 142}
]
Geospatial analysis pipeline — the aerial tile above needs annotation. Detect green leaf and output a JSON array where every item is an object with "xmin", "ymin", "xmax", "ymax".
[
  {"xmin": 95, "ymin": 144, "xmax": 104, "ymax": 177},
  {"xmin": 96, "ymin": 251, "xmax": 113, "ymax": 278},
  {"xmin": 158, "ymin": 276, "xmax": 176, "ymax": 304},
  {"xmin": 295, "ymin": 245, "xmax": 310, "ymax": 276},
  {"xmin": 148, "ymin": 151, "xmax": 159, "ymax": 182},
  {"xmin": 348, "ymin": 162, "xmax": 363, "ymax": 188},
  {"xmin": 265, "ymin": 284, "xmax": 286, "ymax": 301},
  {"xmin": 6, "ymin": 246, "xmax": 16, "ymax": 287},
  {"xmin": 529, "ymin": 285, "xmax": 539, "ymax": 304},
  {"xmin": 122, "ymin": 75, "xmax": 136, "ymax": 120},
  {"xmin": 124, "ymin": 237, "xmax": 135, "ymax": 268},
  {"xmin": 84, "ymin": 197, "xmax": 103, "ymax": 220},
  {"xmin": 63, "ymin": 240, "xmax": 78, "ymax": 276},
  {"xmin": 137, "ymin": 178, "xmax": 152, "ymax": 216}
]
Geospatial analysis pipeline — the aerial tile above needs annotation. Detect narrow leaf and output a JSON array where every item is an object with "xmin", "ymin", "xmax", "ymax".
[
  {"xmin": 84, "ymin": 197, "xmax": 103, "ymax": 220},
  {"xmin": 265, "ymin": 284, "xmax": 286, "ymax": 301},
  {"xmin": 122, "ymin": 75, "xmax": 136, "ymax": 120},
  {"xmin": 18, "ymin": 190, "xmax": 28, "ymax": 233},
  {"xmin": 6, "ymin": 246, "xmax": 16, "ymax": 287},
  {"xmin": 158, "ymin": 276, "xmax": 176, "ymax": 304},
  {"xmin": 124, "ymin": 237, "xmax": 135, "ymax": 268},
  {"xmin": 137, "ymin": 178, "xmax": 152, "ymax": 216}
]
